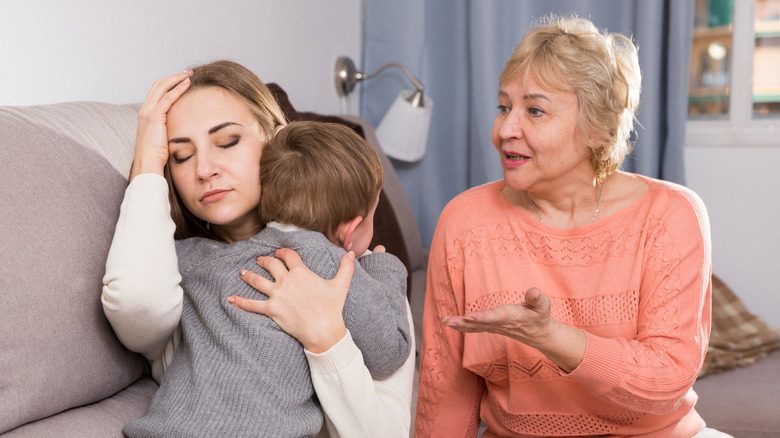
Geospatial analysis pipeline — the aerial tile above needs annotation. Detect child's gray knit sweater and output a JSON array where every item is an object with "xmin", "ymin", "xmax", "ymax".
[{"xmin": 124, "ymin": 226, "xmax": 410, "ymax": 438}]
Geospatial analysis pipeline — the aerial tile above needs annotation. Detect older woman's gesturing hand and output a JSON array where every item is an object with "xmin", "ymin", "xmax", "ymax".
[
  {"xmin": 442, "ymin": 287, "xmax": 551, "ymax": 337},
  {"xmin": 442, "ymin": 288, "xmax": 587, "ymax": 373},
  {"xmin": 228, "ymin": 248, "xmax": 356, "ymax": 354},
  {"xmin": 129, "ymin": 71, "xmax": 193, "ymax": 180}
]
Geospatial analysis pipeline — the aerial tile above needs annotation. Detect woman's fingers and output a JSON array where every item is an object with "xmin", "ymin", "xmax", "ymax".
[
  {"xmin": 253, "ymin": 249, "xmax": 307, "ymax": 282},
  {"xmin": 130, "ymin": 71, "xmax": 193, "ymax": 180},
  {"xmin": 143, "ymin": 71, "xmax": 192, "ymax": 107},
  {"xmin": 255, "ymin": 255, "xmax": 290, "ymax": 281},
  {"xmin": 239, "ymin": 268, "xmax": 276, "ymax": 296},
  {"xmin": 227, "ymin": 294, "xmax": 268, "ymax": 315},
  {"xmin": 156, "ymin": 74, "xmax": 192, "ymax": 111},
  {"xmin": 332, "ymin": 251, "xmax": 356, "ymax": 295},
  {"xmin": 232, "ymin": 248, "xmax": 354, "ymax": 353},
  {"xmin": 273, "ymin": 248, "xmax": 306, "ymax": 269},
  {"xmin": 522, "ymin": 287, "xmax": 550, "ymax": 314},
  {"xmin": 442, "ymin": 288, "xmax": 553, "ymax": 339},
  {"xmin": 253, "ymin": 250, "xmax": 354, "ymax": 296},
  {"xmin": 137, "ymin": 72, "xmax": 192, "ymax": 122},
  {"xmin": 523, "ymin": 287, "xmax": 542, "ymax": 305},
  {"xmin": 442, "ymin": 305, "xmax": 514, "ymax": 331}
]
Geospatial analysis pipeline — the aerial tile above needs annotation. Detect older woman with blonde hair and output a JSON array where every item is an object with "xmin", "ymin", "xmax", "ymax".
[{"xmin": 415, "ymin": 16, "xmax": 729, "ymax": 438}]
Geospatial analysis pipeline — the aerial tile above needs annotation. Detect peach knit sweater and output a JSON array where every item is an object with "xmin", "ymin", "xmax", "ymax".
[{"xmin": 415, "ymin": 175, "xmax": 712, "ymax": 438}]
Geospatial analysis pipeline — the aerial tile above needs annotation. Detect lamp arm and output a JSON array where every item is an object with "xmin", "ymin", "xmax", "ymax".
[
  {"xmin": 335, "ymin": 56, "xmax": 429, "ymax": 107},
  {"xmin": 360, "ymin": 62, "xmax": 425, "ymax": 92}
]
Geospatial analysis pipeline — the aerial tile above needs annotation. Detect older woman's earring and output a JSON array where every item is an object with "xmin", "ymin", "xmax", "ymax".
[{"xmin": 206, "ymin": 222, "xmax": 211, "ymax": 230}]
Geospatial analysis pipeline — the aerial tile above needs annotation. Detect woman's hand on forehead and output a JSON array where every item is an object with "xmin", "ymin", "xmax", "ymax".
[{"xmin": 130, "ymin": 71, "xmax": 193, "ymax": 180}]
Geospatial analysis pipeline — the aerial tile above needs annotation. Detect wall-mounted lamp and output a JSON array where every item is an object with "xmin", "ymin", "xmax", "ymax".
[{"xmin": 335, "ymin": 56, "xmax": 433, "ymax": 162}]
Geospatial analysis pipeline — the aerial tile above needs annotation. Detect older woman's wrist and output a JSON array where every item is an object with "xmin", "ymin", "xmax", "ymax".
[{"xmin": 533, "ymin": 320, "xmax": 587, "ymax": 373}]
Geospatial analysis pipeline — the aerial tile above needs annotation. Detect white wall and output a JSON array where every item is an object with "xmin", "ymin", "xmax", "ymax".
[
  {"xmin": 0, "ymin": 0, "xmax": 362, "ymax": 114},
  {"xmin": 5, "ymin": 0, "xmax": 777, "ymax": 330},
  {"xmin": 686, "ymin": 146, "xmax": 780, "ymax": 327}
]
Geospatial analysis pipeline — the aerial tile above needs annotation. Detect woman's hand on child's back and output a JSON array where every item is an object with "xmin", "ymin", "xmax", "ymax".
[{"xmin": 230, "ymin": 248, "xmax": 356, "ymax": 353}]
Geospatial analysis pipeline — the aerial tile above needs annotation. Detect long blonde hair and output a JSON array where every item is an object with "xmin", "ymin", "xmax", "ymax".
[{"xmin": 163, "ymin": 60, "xmax": 288, "ymax": 241}]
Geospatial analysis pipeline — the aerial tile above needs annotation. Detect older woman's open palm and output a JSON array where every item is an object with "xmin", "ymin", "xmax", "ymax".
[
  {"xmin": 443, "ymin": 287, "xmax": 550, "ymax": 336},
  {"xmin": 443, "ymin": 288, "xmax": 586, "ymax": 373}
]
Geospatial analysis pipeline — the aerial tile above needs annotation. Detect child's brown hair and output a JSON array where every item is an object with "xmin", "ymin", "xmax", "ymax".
[{"xmin": 260, "ymin": 121, "xmax": 384, "ymax": 237}]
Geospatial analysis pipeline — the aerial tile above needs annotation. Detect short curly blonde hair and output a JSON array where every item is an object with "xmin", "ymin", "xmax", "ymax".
[{"xmin": 500, "ymin": 15, "xmax": 641, "ymax": 180}]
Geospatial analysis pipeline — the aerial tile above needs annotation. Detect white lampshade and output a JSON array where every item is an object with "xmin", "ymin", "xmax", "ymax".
[{"xmin": 375, "ymin": 90, "xmax": 433, "ymax": 162}]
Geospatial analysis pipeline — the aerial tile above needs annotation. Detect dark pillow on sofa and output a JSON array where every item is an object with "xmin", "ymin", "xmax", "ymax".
[{"xmin": 699, "ymin": 274, "xmax": 780, "ymax": 377}]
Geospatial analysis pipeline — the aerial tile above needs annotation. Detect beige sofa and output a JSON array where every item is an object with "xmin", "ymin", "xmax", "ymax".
[
  {"xmin": 2, "ymin": 92, "xmax": 777, "ymax": 437},
  {"xmin": 0, "ymin": 91, "xmax": 427, "ymax": 437}
]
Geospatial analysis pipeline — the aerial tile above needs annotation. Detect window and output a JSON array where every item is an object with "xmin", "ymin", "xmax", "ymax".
[{"xmin": 687, "ymin": 0, "xmax": 780, "ymax": 147}]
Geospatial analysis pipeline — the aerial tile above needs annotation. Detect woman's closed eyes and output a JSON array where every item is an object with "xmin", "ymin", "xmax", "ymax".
[{"xmin": 170, "ymin": 136, "xmax": 241, "ymax": 164}]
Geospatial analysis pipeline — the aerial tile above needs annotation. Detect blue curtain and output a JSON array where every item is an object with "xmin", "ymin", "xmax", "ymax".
[{"xmin": 361, "ymin": 0, "xmax": 695, "ymax": 247}]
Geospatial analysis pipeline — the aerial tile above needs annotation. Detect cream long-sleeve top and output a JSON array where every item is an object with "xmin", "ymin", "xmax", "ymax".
[
  {"xmin": 415, "ymin": 175, "xmax": 712, "ymax": 438},
  {"xmin": 102, "ymin": 173, "xmax": 415, "ymax": 438}
]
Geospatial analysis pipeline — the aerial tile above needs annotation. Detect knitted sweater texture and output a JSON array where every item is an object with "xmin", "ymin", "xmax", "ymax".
[
  {"xmin": 125, "ymin": 226, "xmax": 409, "ymax": 438},
  {"xmin": 415, "ymin": 176, "xmax": 712, "ymax": 438}
]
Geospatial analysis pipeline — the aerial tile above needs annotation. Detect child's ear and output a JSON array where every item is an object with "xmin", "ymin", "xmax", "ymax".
[{"xmin": 337, "ymin": 216, "xmax": 363, "ymax": 251}]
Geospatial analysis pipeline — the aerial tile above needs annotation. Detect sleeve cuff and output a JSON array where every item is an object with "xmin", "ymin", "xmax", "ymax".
[
  {"xmin": 305, "ymin": 330, "xmax": 362, "ymax": 375},
  {"xmin": 127, "ymin": 172, "xmax": 168, "ymax": 194},
  {"xmin": 566, "ymin": 332, "xmax": 626, "ymax": 395},
  {"xmin": 358, "ymin": 252, "xmax": 407, "ymax": 275}
]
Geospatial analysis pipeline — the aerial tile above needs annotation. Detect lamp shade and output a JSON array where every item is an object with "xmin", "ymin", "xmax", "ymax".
[{"xmin": 375, "ymin": 90, "xmax": 433, "ymax": 162}]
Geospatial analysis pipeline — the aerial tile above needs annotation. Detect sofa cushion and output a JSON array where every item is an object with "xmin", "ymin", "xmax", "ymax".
[
  {"xmin": 0, "ymin": 103, "xmax": 147, "ymax": 433},
  {"xmin": 1, "ymin": 377, "xmax": 157, "ymax": 438},
  {"xmin": 694, "ymin": 350, "xmax": 780, "ymax": 438}
]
